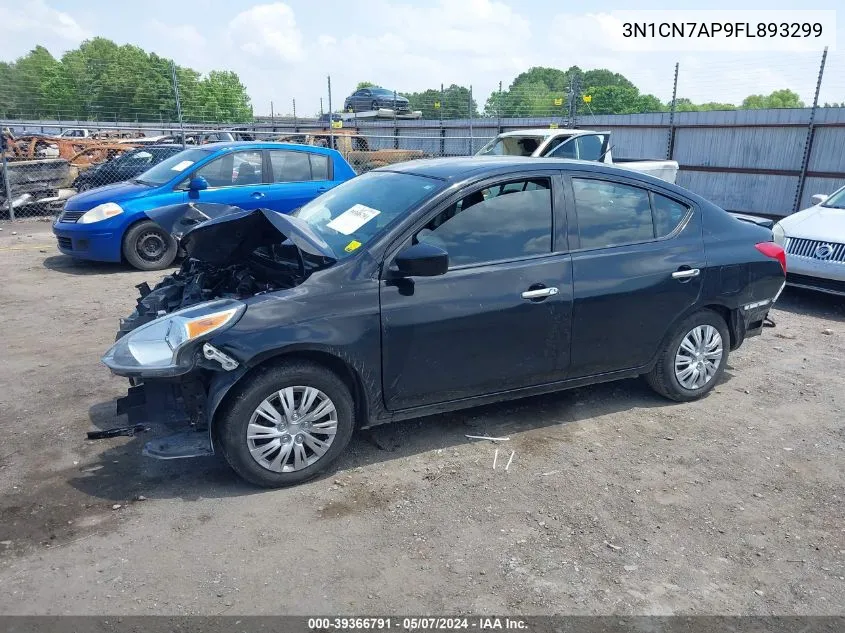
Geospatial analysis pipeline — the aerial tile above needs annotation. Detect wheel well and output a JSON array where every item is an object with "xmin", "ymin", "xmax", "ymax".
[
  {"xmin": 213, "ymin": 350, "xmax": 369, "ymax": 430},
  {"xmin": 700, "ymin": 303, "xmax": 738, "ymax": 349}
]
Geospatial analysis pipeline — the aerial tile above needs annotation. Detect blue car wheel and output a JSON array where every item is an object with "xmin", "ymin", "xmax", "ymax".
[{"xmin": 122, "ymin": 220, "xmax": 178, "ymax": 271}]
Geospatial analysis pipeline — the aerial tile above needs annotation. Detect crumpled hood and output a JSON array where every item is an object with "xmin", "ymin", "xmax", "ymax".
[
  {"xmin": 779, "ymin": 205, "xmax": 845, "ymax": 242},
  {"xmin": 144, "ymin": 203, "xmax": 337, "ymax": 264}
]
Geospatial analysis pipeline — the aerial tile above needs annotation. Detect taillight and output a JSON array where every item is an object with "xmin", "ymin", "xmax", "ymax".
[{"xmin": 756, "ymin": 242, "xmax": 786, "ymax": 275}]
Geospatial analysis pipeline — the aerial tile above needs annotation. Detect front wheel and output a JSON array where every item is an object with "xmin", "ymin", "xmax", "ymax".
[
  {"xmin": 216, "ymin": 362, "xmax": 355, "ymax": 488},
  {"xmin": 645, "ymin": 309, "xmax": 730, "ymax": 402},
  {"xmin": 122, "ymin": 220, "xmax": 178, "ymax": 271}
]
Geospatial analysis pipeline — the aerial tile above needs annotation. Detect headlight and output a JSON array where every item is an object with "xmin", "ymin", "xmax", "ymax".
[
  {"xmin": 78, "ymin": 202, "xmax": 123, "ymax": 224},
  {"xmin": 772, "ymin": 222, "xmax": 786, "ymax": 246},
  {"xmin": 102, "ymin": 299, "xmax": 245, "ymax": 376}
]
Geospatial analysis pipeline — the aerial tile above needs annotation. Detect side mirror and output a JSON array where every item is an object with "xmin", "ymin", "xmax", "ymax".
[
  {"xmin": 188, "ymin": 176, "xmax": 208, "ymax": 199},
  {"xmin": 811, "ymin": 193, "xmax": 829, "ymax": 206},
  {"xmin": 394, "ymin": 241, "xmax": 448, "ymax": 277}
]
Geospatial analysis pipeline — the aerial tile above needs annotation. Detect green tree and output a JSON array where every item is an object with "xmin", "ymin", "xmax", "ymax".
[
  {"xmin": 584, "ymin": 86, "xmax": 665, "ymax": 114},
  {"xmin": 485, "ymin": 66, "xmax": 642, "ymax": 117},
  {"xmin": 0, "ymin": 38, "xmax": 253, "ymax": 122},
  {"xmin": 355, "ymin": 81, "xmax": 378, "ymax": 91},
  {"xmin": 404, "ymin": 84, "xmax": 478, "ymax": 119},
  {"xmin": 741, "ymin": 89, "xmax": 804, "ymax": 109}
]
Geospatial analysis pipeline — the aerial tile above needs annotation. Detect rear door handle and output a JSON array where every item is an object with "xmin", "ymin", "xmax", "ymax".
[
  {"xmin": 521, "ymin": 287, "xmax": 559, "ymax": 300},
  {"xmin": 251, "ymin": 191, "xmax": 265, "ymax": 199},
  {"xmin": 672, "ymin": 268, "xmax": 700, "ymax": 280}
]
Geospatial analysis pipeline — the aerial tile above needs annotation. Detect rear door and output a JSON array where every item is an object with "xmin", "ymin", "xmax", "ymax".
[
  {"xmin": 379, "ymin": 173, "xmax": 573, "ymax": 410},
  {"xmin": 565, "ymin": 173, "xmax": 704, "ymax": 377},
  {"xmin": 188, "ymin": 149, "xmax": 269, "ymax": 209},
  {"xmin": 266, "ymin": 149, "xmax": 333, "ymax": 213}
]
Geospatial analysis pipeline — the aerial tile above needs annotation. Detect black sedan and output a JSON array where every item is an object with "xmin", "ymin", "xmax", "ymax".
[
  {"xmin": 343, "ymin": 87, "xmax": 410, "ymax": 113},
  {"xmin": 72, "ymin": 145, "xmax": 183, "ymax": 192},
  {"xmin": 100, "ymin": 157, "xmax": 787, "ymax": 487}
]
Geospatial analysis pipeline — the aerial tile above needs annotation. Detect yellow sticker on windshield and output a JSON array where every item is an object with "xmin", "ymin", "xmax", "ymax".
[{"xmin": 344, "ymin": 240, "xmax": 362, "ymax": 253}]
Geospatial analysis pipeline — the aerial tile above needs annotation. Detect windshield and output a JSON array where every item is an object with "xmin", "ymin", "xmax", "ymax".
[
  {"xmin": 293, "ymin": 171, "xmax": 442, "ymax": 258},
  {"xmin": 371, "ymin": 88, "xmax": 398, "ymax": 96},
  {"xmin": 821, "ymin": 186, "xmax": 845, "ymax": 209},
  {"xmin": 476, "ymin": 135, "xmax": 546, "ymax": 157},
  {"xmin": 134, "ymin": 148, "xmax": 211, "ymax": 186}
]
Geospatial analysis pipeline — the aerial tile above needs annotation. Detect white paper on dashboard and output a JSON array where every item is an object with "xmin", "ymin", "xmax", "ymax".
[
  {"xmin": 171, "ymin": 160, "xmax": 194, "ymax": 172},
  {"xmin": 326, "ymin": 204, "xmax": 381, "ymax": 235}
]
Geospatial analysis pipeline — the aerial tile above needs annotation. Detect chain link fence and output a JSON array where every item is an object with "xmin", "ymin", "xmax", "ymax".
[{"xmin": 2, "ymin": 50, "xmax": 844, "ymax": 219}]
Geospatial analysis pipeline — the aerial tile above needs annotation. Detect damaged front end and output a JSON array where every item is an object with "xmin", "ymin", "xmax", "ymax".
[{"xmin": 98, "ymin": 203, "xmax": 337, "ymax": 459}]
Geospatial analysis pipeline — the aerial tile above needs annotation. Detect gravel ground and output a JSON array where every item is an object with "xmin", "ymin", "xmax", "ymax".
[{"xmin": 0, "ymin": 220, "xmax": 843, "ymax": 616}]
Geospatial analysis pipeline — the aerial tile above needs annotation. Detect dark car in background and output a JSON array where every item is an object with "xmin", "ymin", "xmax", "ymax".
[
  {"xmin": 72, "ymin": 145, "xmax": 183, "ymax": 192},
  {"xmin": 343, "ymin": 87, "xmax": 410, "ymax": 113},
  {"xmin": 102, "ymin": 157, "xmax": 787, "ymax": 488}
]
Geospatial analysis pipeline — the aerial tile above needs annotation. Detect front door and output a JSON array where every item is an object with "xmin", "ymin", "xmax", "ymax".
[
  {"xmin": 188, "ymin": 149, "xmax": 269, "ymax": 210},
  {"xmin": 565, "ymin": 174, "xmax": 705, "ymax": 377},
  {"xmin": 380, "ymin": 175, "xmax": 573, "ymax": 411}
]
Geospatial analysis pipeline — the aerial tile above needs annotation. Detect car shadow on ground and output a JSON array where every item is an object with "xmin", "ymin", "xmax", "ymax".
[
  {"xmin": 773, "ymin": 287, "xmax": 845, "ymax": 323},
  {"xmin": 42, "ymin": 254, "xmax": 132, "ymax": 276},
  {"xmin": 67, "ymin": 373, "xmax": 734, "ymax": 503}
]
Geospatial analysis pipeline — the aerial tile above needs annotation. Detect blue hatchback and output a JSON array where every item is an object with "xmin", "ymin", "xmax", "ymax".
[{"xmin": 53, "ymin": 141, "xmax": 356, "ymax": 270}]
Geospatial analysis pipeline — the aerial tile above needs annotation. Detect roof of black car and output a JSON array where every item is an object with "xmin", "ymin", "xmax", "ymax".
[
  {"xmin": 379, "ymin": 156, "xmax": 703, "ymax": 205},
  {"xmin": 379, "ymin": 156, "xmax": 640, "ymax": 182}
]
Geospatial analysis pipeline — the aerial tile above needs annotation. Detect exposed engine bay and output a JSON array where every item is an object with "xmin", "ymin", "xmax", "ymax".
[{"xmin": 116, "ymin": 203, "xmax": 337, "ymax": 339}]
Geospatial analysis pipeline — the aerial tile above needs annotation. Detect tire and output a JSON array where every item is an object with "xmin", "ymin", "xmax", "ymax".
[
  {"xmin": 371, "ymin": 100, "xmax": 379, "ymax": 111},
  {"xmin": 645, "ymin": 309, "xmax": 730, "ymax": 402},
  {"xmin": 122, "ymin": 220, "xmax": 178, "ymax": 271},
  {"xmin": 76, "ymin": 181, "xmax": 93, "ymax": 192},
  {"xmin": 215, "ymin": 361, "xmax": 355, "ymax": 488}
]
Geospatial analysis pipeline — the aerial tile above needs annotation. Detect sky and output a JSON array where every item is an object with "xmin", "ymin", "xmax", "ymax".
[{"xmin": 0, "ymin": 0, "xmax": 842, "ymax": 116}]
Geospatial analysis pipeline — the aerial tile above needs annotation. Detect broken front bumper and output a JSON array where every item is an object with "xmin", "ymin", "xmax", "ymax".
[{"xmin": 113, "ymin": 378, "xmax": 215, "ymax": 459}]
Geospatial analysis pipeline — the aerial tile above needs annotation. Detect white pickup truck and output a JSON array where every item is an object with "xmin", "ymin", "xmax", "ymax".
[{"xmin": 476, "ymin": 128, "xmax": 679, "ymax": 184}]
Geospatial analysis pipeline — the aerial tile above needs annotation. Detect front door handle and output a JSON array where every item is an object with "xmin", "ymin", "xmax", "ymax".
[
  {"xmin": 672, "ymin": 268, "xmax": 700, "ymax": 280},
  {"xmin": 521, "ymin": 287, "xmax": 559, "ymax": 300},
  {"xmin": 251, "ymin": 191, "xmax": 265, "ymax": 199}
]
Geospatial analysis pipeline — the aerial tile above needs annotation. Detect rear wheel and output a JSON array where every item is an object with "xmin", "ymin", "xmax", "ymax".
[
  {"xmin": 646, "ymin": 309, "xmax": 729, "ymax": 402},
  {"xmin": 122, "ymin": 220, "xmax": 177, "ymax": 271},
  {"xmin": 76, "ymin": 181, "xmax": 93, "ymax": 192},
  {"xmin": 216, "ymin": 362, "xmax": 355, "ymax": 488}
]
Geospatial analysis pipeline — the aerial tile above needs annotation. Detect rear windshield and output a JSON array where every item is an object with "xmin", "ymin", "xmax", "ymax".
[
  {"xmin": 293, "ymin": 171, "xmax": 442, "ymax": 258},
  {"xmin": 134, "ymin": 148, "xmax": 211, "ymax": 186}
]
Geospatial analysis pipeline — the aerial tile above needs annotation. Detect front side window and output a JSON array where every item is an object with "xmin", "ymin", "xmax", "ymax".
[
  {"xmin": 416, "ymin": 178, "xmax": 553, "ymax": 268},
  {"xmin": 575, "ymin": 134, "xmax": 606, "ymax": 161},
  {"xmin": 547, "ymin": 134, "xmax": 606, "ymax": 161},
  {"xmin": 194, "ymin": 150, "xmax": 263, "ymax": 187},
  {"xmin": 134, "ymin": 148, "xmax": 212, "ymax": 186},
  {"xmin": 572, "ymin": 178, "xmax": 690, "ymax": 249}
]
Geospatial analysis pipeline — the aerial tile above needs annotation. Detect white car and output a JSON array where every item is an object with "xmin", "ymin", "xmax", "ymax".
[{"xmin": 773, "ymin": 186, "xmax": 845, "ymax": 296}]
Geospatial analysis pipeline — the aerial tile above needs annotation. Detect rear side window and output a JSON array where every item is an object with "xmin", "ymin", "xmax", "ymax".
[
  {"xmin": 269, "ymin": 150, "xmax": 330, "ymax": 182},
  {"xmin": 652, "ymin": 193, "xmax": 689, "ymax": 237},
  {"xmin": 572, "ymin": 178, "xmax": 690, "ymax": 249},
  {"xmin": 416, "ymin": 178, "xmax": 552, "ymax": 267},
  {"xmin": 310, "ymin": 154, "xmax": 330, "ymax": 180}
]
